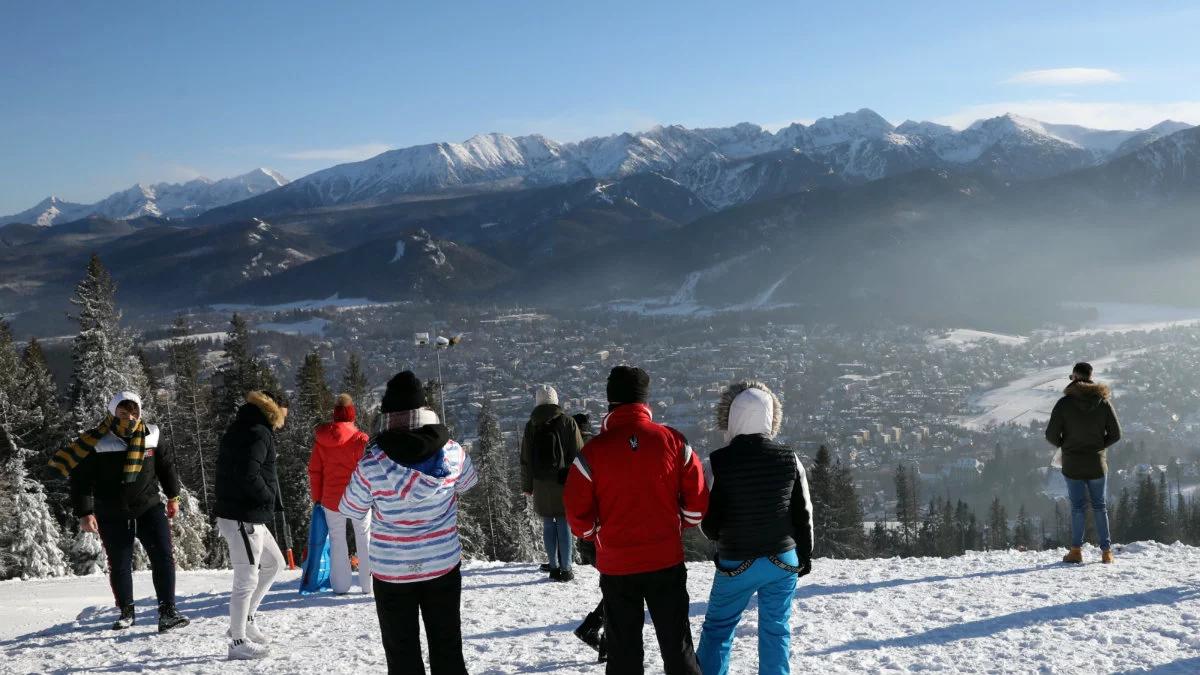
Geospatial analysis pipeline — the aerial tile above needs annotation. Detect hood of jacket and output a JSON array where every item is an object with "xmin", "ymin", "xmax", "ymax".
[
  {"xmin": 717, "ymin": 380, "xmax": 782, "ymax": 443},
  {"xmin": 107, "ymin": 391, "xmax": 143, "ymax": 417},
  {"xmin": 1065, "ymin": 381, "xmax": 1111, "ymax": 411},
  {"xmin": 375, "ymin": 423, "xmax": 451, "ymax": 474},
  {"xmin": 529, "ymin": 403, "xmax": 564, "ymax": 426},
  {"xmin": 238, "ymin": 390, "xmax": 286, "ymax": 431},
  {"xmin": 315, "ymin": 420, "xmax": 366, "ymax": 448}
]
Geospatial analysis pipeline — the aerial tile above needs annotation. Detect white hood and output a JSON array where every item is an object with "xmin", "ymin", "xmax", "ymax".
[
  {"xmin": 107, "ymin": 391, "xmax": 143, "ymax": 416},
  {"xmin": 724, "ymin": 387, "xmax": 776, "ymax": 444}
]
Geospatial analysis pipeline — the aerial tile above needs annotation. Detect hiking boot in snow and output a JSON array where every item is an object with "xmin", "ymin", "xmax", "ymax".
[
  {"xmin": 539, "ymin": 563, "xmax": 553, "ymax": 572},
  {"xmin": 226, "ymin": 615, "xmax": 271, "ymax": 644},
  {"xmin": 228, "ymin": 638, "xmax": 270, "ymax": 660},
  {"xmin": 1102, "ymin": 549, "xmax": 1115, "ymax": 564},
  {"xmin": 112, "ymin": 604, "xmax": 135, "ymax": 630},
  {"xmin": 598, "ymin": 632, "xmax": 608, "ymax": 663},
  {"xmin": 157, "ymin": 602, "xmax": 190, "ymax": 633},
  {"xmin": 556, "ymin": 569, "xmax": 574, "ymax": 583},
  {"xmin": 549, "ymin": 568, "xmax": 562, "ymax": 581},
  {"xmin": 574, "ymin": 613, "xmax": 603, "ymax": 652},
  {"xmin": 1062, "ymin": 547, "xmax": 1084, "ymax": 564}
]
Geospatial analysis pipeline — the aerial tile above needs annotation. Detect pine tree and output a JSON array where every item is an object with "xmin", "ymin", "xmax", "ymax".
[
  {"xmin": 17, "ymin": 338, "xmax": 67, "ymax": 468},
  {"xmin": 1131, "ymin": 474, "xmax": 1160, "ymax": 542},
  {"xmin": 277, "ymin": 350, "xmax": 333, "ymax": 553},
  {"xmin": 987, "ymin": 497, "xmax": 1009, "ymax": 550},
  {"xmin": 829, "ymin": 458, "xmax": 868, "ymax": 558},
  {"xmin": 894, "ymin": 464, "xmax": 920, "ymax": 554},
  {"xmin": 67, "ymin": 255, "xmax": 146, "ymax": 426},
  {"xmin": 341, "ymin": 353, "xmax": 372, "ymax": 427},
  {"xmin": 809, "ymin": 445, "xmax": 835, "ymax": 557},
  {"xmin": 170, "ymin": 485, "xmax": 211, "ymax": 570},
  {"xmin": 164, "ymin": 318, "xmax": 217, "ymax": 513},
  {"xmin": 0, "ymin": 320, "xmax": 23, "ymax": 434},
  {"xmin": 214, "ymin": 314, "xmax": 278, "ymax": 422},
  {"xmin": 461, "ymin": 400, "xmax": 525, "ymax": 561},
  {"xmin": 0, "ymin": 426, "xmax": 68, "ymax": 579},
  {"xmin": 1013, "ymin": 504, "xmax": 1035, "ymax": 550},
  {"xmin": 68, "ymin": 527, "xmax": 107, "ymax": 576}
]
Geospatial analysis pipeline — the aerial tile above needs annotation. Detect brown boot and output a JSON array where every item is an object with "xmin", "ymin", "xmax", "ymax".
[
  {"xmin": 1101, "ymin": 549, "xmax": 1114, "ymax": 564},
  {"xmin": 1062, "ymin": 547, "xmax": 1084, "ymax": 564}
]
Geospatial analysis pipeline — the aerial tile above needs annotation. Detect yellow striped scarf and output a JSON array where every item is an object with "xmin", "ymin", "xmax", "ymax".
[{"xmin": 49, "ymin": 415, "xmax": 149, "ymax": 482}]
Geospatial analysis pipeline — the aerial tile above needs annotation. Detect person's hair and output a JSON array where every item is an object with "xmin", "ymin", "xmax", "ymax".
[{"xmin": 115, "ymin": 399, "xmax": 140, "ymax": 412}]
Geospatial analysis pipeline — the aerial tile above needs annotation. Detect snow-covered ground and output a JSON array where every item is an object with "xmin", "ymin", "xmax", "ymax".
[
  {"xmin": 4, "ymin": 544, "xmax": 1200, "ymax": 673},
  {"xmin": 256, "ymin": 318, "xmax": 330, "ymax": 336},
  {"xmin": 929, "ymin": 329, "xmax": 1029, "ymax": 349},
  {"xmin": 1063, "ymin": 302, "xmax": 1200, "ymax": 336}
]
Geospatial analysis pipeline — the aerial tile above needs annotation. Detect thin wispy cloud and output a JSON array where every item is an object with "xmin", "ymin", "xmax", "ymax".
[
  {"xmin": 1003, "ymin": 68, "xmax": 1124, "ymax": 86},
  {"xmin": 936, "ymin": 100, "xmax": 1200, "ymax": 130},
  {"xmin": 280, "ymin": 143, "xmax": 393, "ymax": 162}
]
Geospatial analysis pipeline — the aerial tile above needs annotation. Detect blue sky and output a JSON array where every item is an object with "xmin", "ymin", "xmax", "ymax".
[{"xmin": 2, "ymin": 0, "xmax": 1198, "ymax": 213}]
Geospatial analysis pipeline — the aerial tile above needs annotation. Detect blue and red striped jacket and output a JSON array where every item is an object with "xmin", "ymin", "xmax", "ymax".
[{"xmin": 339, "ymin": 439, "xmax": 478, "ymax": 583}]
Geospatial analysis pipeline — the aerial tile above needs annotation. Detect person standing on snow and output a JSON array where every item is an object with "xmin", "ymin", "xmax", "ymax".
[
  {"xmin": 564, "ymin": 366, "xmax": 709, "ymax": 675},
  {"xmin": 572, "ymin": 412, "xmax": 597, "ymax": 568},
  {"xmin": 52, "ymin": 391, "xmax": 189, "ymax": 633},
  {"xmin": 1045, "ymin": 362, "xmax": 1122, "ymax": 564},
  {"xmin": 520, "ymin": 384, "xmax": 584, "ymax": 582},
  {"xmin": 697, "ymin": 381, "xmax": 813, "ymax": 675},
  {"xmin": 309, "ymin": 393, "xmax": 372, "ymax": 594},
  {"xmin": 339, "ymin": 371, "xmax": 478, "ymax": 674},
  {"xmin": 214, "ymin": 390, "xmax": 290, "ymax": 660}
]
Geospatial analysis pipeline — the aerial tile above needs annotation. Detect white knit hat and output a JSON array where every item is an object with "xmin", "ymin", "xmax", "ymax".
[{"xmin": 534, "ymin": 385, "xmax": 559, "ymax": 407}]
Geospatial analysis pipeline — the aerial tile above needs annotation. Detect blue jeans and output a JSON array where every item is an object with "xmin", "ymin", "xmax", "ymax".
[
  {"xmin": 542, "ymin": 516, "xmax": 572, "ymax": 572},
  {"xmin": 1066, "ymin": 476, "xmax": 1111, "ymax": 551},
  {"xmin": 697, "ymin": 549, "xmax": 798, "ymax": 675}
]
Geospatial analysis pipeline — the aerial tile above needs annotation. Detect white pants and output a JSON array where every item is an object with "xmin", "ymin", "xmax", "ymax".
[
  {"xmin": 323, "ymin": 506, "xmax": 372, "ymax": 594},
  {"xmin": 217, "ymin": 517, "xmax": 285, "ymax": 640}
]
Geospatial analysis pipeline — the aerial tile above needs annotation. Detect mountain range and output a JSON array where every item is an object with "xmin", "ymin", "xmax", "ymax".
[
  {"xmin": 1, "ymin": 109, "xmax": 1198, "ymax": 335},
  {"xmin": 0, "ymin": 168, "xmax": 288, "ymax": 227}
]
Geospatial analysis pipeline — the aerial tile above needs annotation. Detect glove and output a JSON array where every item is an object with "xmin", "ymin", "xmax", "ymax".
[{"xmin": 797, "ymin": 557, "xmax": 812, "ymax": 578}]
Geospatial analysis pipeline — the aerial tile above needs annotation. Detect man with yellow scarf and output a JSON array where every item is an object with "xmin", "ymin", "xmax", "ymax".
[{"xmin": 52, "ymin": 391, "xmax": 189, "ymax": 633}]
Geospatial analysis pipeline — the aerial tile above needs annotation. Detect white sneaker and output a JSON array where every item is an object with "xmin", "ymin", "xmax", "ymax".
[
  {"xmin": 225, "ymin": 616, "xmax": 270, "ymax": 644},
  {"xmin": 228, "ymin": 639, "xmax": 270, "ymax": 660}
]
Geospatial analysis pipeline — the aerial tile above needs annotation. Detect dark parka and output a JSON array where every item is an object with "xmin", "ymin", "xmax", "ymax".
[
  {"xmin": 69, "ymin": 425, "xmax": 180, "ymax": 520},
  {"xmin": 215, "ymin": 392, "xmax": 285, "ymax": 524},
  {"xmin": 1045, "ymin": 380, "xmax": 1122, "ymax": 481},
  {"xmin": 519, "ymin": 404, "xmax": 583, "ymax": 518},
  {"xmin": 701, "ymin": 434, "xmax": 814, "ymax": 563}
]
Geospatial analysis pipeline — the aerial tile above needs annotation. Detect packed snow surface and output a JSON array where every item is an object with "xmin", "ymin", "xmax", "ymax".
[
  {"xmin": 960, "ymin": 352, "xmax": 1126, "ymax": 430},
  {"xmin": 3, "ymin": 544, "xmax": 1200, "ymax": 673},
  {"xmin": 929, "ymin": 329, "xmax": 1029, "ymax": 349}
]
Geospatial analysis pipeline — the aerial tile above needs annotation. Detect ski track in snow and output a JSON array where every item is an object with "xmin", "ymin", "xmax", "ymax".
[{"xmin": 3, "ymin": 544, "xmax": 1200, "ymax": 673}]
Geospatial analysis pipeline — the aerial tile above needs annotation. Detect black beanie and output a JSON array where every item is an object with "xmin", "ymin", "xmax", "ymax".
[
  {"xmin": 381, "ymin": 371, "xmax": 425, "ymax": 413},
  {"xmin": 607, "ymin": 366, "xmax": 650, "ymax": 404},
  {"xmin": 1072, "ymin": 362, "xmax": 1094, "ymax": 380}
]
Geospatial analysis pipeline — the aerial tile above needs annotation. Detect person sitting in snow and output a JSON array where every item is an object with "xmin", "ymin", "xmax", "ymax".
[
  {"xmin": 339, "ymin": 371, "xmax": 478, "ymax": 674},
  {"xmin": 520, "ymin": 384, "xmax": 584, "ymax": 582},
  {"xmin": 564, "ymin": 366, "xmax": 709, "ymax": 675},
  {"xmin": 1045, "ymin": 361, "xmax": 1122, "ymax": 565},
  {"xmin": 697, "ymin": 380, "xmax": 813, "ymax": 675},
  {"xmin": 308, "ymin": 393, "xmax": 372, "ymax": 594},
  {"xmin": 51, "ymin": 391, "xmax": 189, "ymax": 633},
  {"xmin": 214, "ymin": 390, "xmax": 290, "ymax": 660}
]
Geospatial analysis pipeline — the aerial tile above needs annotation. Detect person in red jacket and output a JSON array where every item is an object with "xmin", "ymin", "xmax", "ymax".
[
  {"xmin": 564, "ymin": 366, "xmax": 708, "ymax": 675},
  {"xmin": 308, "ymin": 393, "xmax": 371, "ymax": 595}
]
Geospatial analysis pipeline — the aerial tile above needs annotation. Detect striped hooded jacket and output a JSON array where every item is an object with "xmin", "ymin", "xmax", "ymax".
[{"xmin": 339, "ymin": 408, "xmax": 478, "ymax": 583}]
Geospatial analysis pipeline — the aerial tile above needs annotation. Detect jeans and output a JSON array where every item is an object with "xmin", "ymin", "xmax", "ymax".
[
  {"xmin": 1065, "ymin": 476, "xmax": 1111, "ymax": 551},
  {"xmin": 373, "ymin": 565, "xmax": 466, "ymax": 675},
  {"xmin": 96, "ymin": 504, "xmax": 176, "ymax": 609},
  {"xmin": 217, "ymin": 517, "xmax": 285, "ymax": 640},
  {"xmin": 600, "ymin": 563, "xmax": 701, "ymax": 674},
  {"xmin": 542, "ymin": 516, "xmax": 573, "ymax": 572},
  {"xmin": 324, "ymin": 506, "xmax": 372, "ymax": 594},
  {"xmin": 697, "ymin": 550, "xmax": 799, "ymax": 675}
]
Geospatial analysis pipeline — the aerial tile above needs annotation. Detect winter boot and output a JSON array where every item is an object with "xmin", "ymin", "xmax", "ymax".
[
  {"xmin": 226, "ymin": 615, "xmax": 271, "ymax": 644},
  {"xmin": 539, "ymin": 563, "xmax": 553, "ymax": 572},
  {"xmin": 557, "ymin": 569, "xmax": 574, "ymax": 583},
  {"xmin": 1062, "ymin": 547, "xmax": 1084, "ymax": 564},
  {"xmin": 111, "ymin": 604, "xmax": 135, "ymax": 630},
  {"xmin": 228, "ymin": 638, "xmax": 270, "ymax": 660},
  {"xmin": 1101, "ymin": 549, "xmax": 1115, "ymax": 564},
  {"xmin": 598, "ymin": 631, "xmax": 608, "ymax": 664},
  {"xmin": 549, "ymin": 568, "xmax": 562, "ymax": 581},
  {"xmin": 574, "ymin": 611, "xmax": 604, "ymax": 653},
  {"xmin": 157, "ymin": 601, "xmax": 190, "ymax": 633}
]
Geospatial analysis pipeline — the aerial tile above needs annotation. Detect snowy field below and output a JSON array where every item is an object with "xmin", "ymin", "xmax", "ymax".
[{"xmin": 4, "ymin": 543, "xmax": 1200, "ymax": 673}]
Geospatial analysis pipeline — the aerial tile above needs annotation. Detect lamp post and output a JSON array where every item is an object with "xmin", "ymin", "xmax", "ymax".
[{"xmin": 413, "ymin": 332, "xmax": 462, "ymax": 421}]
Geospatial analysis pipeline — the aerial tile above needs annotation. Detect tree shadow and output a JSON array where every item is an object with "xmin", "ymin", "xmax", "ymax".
[
  {"xmin": 466, "ymin": 620, "xmax": 579, "ymax": 640},
  {"xmin": 1113, "ymin": 656, "xmax": 1200, "ymax": 674},
  {"xmin": 796, "ymin": 562, "xmax": 1061, "ymax": 599},
  {"xmin": 813, "ymin": 585, "xmax": 1200, "ymax": 655}
]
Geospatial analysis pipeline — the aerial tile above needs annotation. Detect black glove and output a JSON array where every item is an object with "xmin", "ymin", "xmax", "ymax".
[{"xmin": 797, "ymin": 557, "xmax": 812, "ymax": 578}]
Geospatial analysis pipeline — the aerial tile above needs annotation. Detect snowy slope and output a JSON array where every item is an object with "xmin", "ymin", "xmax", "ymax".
[
  {"xmin": 0, "ymin": 169, "xmax": 289, "ymax": 226},
  {"xmin": 4, "ymin": 543, "xmax": 1200, "ymax": 673}
]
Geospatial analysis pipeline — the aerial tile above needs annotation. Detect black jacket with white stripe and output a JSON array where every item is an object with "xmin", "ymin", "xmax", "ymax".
[{"xmin": 701, "ymin": 434, "xmax": 813, "ymax": 563}]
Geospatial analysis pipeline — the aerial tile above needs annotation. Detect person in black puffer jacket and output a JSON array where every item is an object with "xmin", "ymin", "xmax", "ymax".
[
  {"xmin": 697, "ymin": 380, "xmax": 812, "ymax": 675},
  {"xmin": 214, "ymin": 390, "xmax": 289, "ymax": 661}
]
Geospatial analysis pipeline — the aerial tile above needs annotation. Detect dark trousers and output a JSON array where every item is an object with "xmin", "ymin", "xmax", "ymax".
[
  {"xmin": 373, "ymin": 565, "xmax": 467, "ymax": 675},
  {"xmin": 600, "ymin": 563, "xmax": 701, "ymax": 675},
  {"xmin": 96, "ymin": 503, "xmax": 176, "ymax": 608}
]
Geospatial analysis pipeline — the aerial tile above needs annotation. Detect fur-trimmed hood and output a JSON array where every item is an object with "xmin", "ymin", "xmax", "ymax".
[
  {"xmin": 716, "ymin": 380, "xmax": 783, "ymax": 443},
  {"xmin": 242, "ymin": 390, "xmax": 286, "ymax": 430},
  {"xmin": 1065, "ymin": 381, "xmax": 1111, "ymax": 401}
]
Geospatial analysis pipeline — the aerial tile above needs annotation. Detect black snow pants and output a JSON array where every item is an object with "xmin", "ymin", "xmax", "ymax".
[
  {"xmin": 96, "ymin": 503, "xmax": 176, "ymax": 608},
  {"xmin": 599, "ymin": 563, "xmax": 701, "ymax": 675},
  {"xmin": 373, "ymin": 564, "xmax": 467, "ymax": 675}
]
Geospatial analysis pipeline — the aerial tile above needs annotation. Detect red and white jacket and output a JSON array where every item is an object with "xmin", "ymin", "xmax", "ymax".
[{"xmin": 563, "ymin": 403, "xmax": 709, "ymax": 576}]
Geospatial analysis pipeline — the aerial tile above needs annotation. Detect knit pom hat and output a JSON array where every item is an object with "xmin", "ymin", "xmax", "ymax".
[
  {"xmin": 535, "ymin": 385, "xmax": 559, "ymax": 407},
  {"xmin": 607, "ymin": 366, "xmax": 650, "ymax": 404},
  {"xmin": 381, "ymin": 371, "xmax": 425, "ymax": 413},
  {"xmin": 716, "ymin": 380, "xmax": 783, "ymax": 442},
  {"xmin": 333, "ymin": 392, "xmax": 356, "ymax": 422}
]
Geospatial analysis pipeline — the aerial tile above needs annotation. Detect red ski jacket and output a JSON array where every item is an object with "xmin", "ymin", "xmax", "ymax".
[
  {"xmin": 309, "ymin": 421, "xmax": 369, "ymax": 511},
  {"xmin": 563, "ymin": 403, "xmax": 709, "ymax": 576}
]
